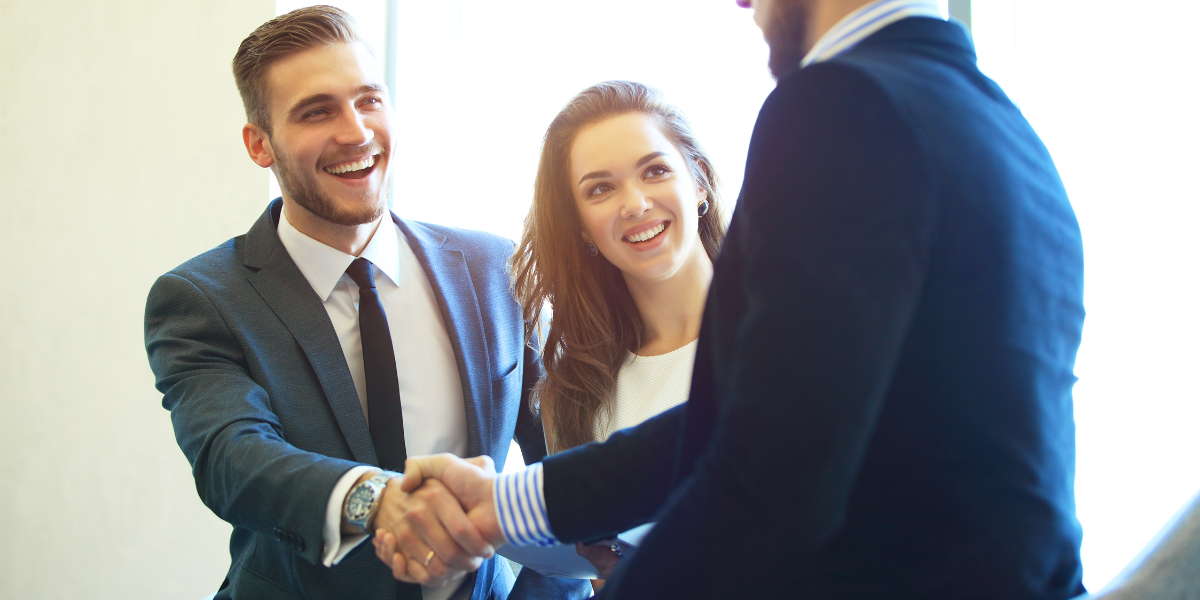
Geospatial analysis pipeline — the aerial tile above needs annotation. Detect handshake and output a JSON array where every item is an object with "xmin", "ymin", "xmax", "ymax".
[
  {"xmin": 361, "ymin": 454, "xmax": 505, "ymax": 587},
  {"xmin": 361, "ymin": 454, "xmax": 621, "ymax": 586}
]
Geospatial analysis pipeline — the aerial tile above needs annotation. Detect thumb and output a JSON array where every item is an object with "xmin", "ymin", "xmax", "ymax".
[
  {"xmin": 465, "ymin": 455, "xmax": 496, "ymax": 473},
  {"xmin": 400, "ymin": 454, "xmax": 453, "ymax": 493}
]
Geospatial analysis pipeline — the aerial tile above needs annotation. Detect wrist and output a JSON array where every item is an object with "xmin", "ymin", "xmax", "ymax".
[{"xmin": 343, "ymin": 470, "xmax": 400, "ymax": 535}]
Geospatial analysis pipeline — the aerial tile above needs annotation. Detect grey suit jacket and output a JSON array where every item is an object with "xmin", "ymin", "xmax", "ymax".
[{"xmin": 145, "ymin": 199, "xmax": 588, "ymax": 600}]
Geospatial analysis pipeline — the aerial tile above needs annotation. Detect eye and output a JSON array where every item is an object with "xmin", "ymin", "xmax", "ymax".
[
  {"xmin": 303, "ymin": 107, "xmax": 330, "ymax": 119},
  {"xmin": 644, "ymin": 164, "xmax": 671, "ymax": 180},
  {"xmin": 361, "ymin": 97, "xmax": 383, "ymax": 108},
  {"xmin": 587, "ymin": 183, "xmax": 615, "ymax": 198}
]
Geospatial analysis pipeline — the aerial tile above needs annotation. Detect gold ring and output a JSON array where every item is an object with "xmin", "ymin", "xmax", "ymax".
[{"xmin": 424, "ymin": 550, "xmax": 435, "ymax": 568}]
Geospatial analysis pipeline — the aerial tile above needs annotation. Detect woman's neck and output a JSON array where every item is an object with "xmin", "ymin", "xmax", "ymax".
[{"xmin": 623, "ymin": 242, "xmax": 713, "ymax": 357}]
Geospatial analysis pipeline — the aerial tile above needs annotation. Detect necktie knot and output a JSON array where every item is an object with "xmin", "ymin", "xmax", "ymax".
[{"xmin": 346, "ymin": 257, "xmax": 377, "ymax": 290}]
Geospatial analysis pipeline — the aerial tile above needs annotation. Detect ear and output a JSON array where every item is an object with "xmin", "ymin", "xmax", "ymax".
[
  {"xmin": 579, "ymin": 231, "xmax": 594, "ymax": 244},
  {"xmin": 243, "ymin": 123, "xmax": 275, "ymax": 168}
]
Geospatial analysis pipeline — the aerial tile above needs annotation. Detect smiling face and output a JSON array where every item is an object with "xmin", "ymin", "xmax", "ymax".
[
  {"xmin": 253, "ymin": 41, "xmax": 393, "ymax": 226},
  {"xmin": 570, "ymin": 112, "xmax": 709, "ymax": 286}
]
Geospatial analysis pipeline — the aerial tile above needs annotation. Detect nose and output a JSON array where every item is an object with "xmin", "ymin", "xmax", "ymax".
[
  {"xmin": 333, "ymin": 105, "xmax": 374, "ymax": 146},
  {"xmin": 618, "ymin": 187, "xmax": 653, "ymax": 219}
]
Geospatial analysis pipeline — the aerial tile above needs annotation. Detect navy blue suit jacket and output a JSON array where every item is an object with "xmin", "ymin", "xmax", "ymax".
[
  {"xmin": 541, "ymin": 18, "xmax": 1086, "ymax": 600},
  {"xmin": 145, "ymin": 199, "xmax": 588, "ymax": 600}
]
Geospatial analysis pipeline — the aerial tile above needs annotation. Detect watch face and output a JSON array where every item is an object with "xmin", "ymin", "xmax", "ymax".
[{"xmin": 346, "ymin": 485, "xmax": 375, "ymax": 520}]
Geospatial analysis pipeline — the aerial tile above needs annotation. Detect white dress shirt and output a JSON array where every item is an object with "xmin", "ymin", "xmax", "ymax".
[
  {"xmin": 277, "ymin": 211, "xmax": 468, "ymax": 600},
  {"xmin": 492, "ymin": 0, "xmax": 948, "ymax": 549}
]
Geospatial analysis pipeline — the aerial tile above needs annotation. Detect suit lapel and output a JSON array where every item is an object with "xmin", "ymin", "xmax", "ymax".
[
  {"xmin": 242, "ymin": 200, "xmax": 378, "ymax": 465},
  {"xmin": 396, "ymin": 216, "xmax": 491, "ymax": 458}
]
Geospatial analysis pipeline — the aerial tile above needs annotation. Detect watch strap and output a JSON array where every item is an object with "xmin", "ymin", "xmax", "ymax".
[{"xmin": 345, "ymin": 470, "xmax": 402, "ymax": 534}]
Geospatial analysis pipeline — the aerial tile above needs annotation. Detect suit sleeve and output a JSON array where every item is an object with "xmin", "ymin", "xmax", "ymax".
[
  {"xmin": 565, "ymin": 64, "xmax": 937, "ymax": 599},
  {"xmin": 145, "ymin": 273, "xmax": 360, "ymax": 565}
]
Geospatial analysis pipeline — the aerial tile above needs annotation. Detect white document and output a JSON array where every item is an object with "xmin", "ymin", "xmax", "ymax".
[{"xmin": 497, "ymin": 523, "xmax": 656, "ymax": 579}]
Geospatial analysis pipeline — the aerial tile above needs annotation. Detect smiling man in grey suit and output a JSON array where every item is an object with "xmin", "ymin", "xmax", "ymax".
[{"xmin": 143, "ymin": 7, "xmax": 587, "ymax": 600}]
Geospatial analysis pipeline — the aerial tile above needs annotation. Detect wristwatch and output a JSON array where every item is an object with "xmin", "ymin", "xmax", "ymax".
[{"xmin": 344, "ymin": 471, "xmax": 400, "ymax": 534}]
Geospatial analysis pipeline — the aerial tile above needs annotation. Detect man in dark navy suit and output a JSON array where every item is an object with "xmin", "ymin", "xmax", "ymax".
[{"xmin": 389, "ymin": 1, "xmax": 1088, "ymax": 598}]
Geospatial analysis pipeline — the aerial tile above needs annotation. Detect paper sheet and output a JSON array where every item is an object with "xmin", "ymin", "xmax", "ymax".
[{"xmin": 497, "ymin": 523, "xmax": 656, "ymax": 579}]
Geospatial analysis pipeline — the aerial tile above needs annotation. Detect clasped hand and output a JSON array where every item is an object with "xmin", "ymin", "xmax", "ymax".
[{"xmin": 370, "ymin": 454, "xmax": 505, "ymax": 586}]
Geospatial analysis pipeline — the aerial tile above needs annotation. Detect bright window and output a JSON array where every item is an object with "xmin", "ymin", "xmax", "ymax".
[
  {"xmin": 273, "ymin": 0, "xmax": 773, "ymax": 243},
  {"xmin": 970, "ymin": 0, "xmax": 1200, "ymax": 591}
]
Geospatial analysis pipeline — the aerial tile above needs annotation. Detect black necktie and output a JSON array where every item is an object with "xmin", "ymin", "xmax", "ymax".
[{"xmin": 346, "ymin": 258, "xmax": 408, "ymax": 472}]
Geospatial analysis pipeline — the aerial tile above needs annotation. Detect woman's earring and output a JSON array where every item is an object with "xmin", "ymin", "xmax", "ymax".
[
  {"xmin": 697, "ymin": 200, "xmax": 710, "ymax": 217},
  {"xmin": 584, "ymin": 241, "xmax": 598, "ymax": 257}
]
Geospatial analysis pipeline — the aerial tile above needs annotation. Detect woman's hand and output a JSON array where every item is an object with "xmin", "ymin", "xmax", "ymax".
[{"xmin": 575, "ymin": 541, "xmax": 624, "ymax": 579}]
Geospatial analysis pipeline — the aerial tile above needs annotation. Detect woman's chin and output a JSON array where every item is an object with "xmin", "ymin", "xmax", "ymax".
[{"xmin": 616, "ymin": 255, "xmax": 682, "ymax": 285}]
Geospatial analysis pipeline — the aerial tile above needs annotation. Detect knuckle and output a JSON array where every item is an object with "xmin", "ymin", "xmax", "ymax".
[
  {"xmin": 439, "ymin": 547, "xmax": 462, "ymax": 566},
  {"xmin": 428, "ymin": 561, "xmax": 446, "ymax": 579},
  {"xmin": 448, "ymin": 522, "xmax": 472, "ymax": 542}
]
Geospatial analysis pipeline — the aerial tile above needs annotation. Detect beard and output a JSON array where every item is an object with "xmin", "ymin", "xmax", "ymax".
[
  {"xmin": 273, "ymin": 143, "xmax": 391, "ymax": 227},
  {"xmin": 762, "ymin": 0, "xmax": 812, "ymax": 79}
]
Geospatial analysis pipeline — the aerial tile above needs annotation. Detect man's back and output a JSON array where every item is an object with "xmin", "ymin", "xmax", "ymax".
[
  {"xmin": 788, "ymin": 17, "xmax": 1086, "ymax": 598},
  {"xmin": 661, "ymin": 16, "xmax": 1085, "ymax": 600}
]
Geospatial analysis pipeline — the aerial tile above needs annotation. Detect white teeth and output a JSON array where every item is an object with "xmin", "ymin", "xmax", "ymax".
[
  {"xmin": 625, "ymin": 223, "xmax": 666, "ymax": 243},
  {"xmin": 324, "ymin": 155, "xmax": 376, "ymax": 174}
]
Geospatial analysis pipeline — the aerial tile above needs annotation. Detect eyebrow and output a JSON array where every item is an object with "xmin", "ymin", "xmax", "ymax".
[
  {"xmin": 287, "ymin": 84, "xmax": 387, "ymax": 120},
  {"xmin": 577, "ymin": 151, "xmax": 668, "ymax": 185}
]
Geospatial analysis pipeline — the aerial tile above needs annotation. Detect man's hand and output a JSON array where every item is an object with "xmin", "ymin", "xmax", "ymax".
[
  {"xmin": 370, "ymin": 476, "xmax": 480, "ymax": 586},
  {"xmin": 371, "ymin": 454, "xmax": 505, "ymax": 584}
]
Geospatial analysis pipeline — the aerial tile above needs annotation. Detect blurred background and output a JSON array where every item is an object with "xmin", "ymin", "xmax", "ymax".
[{"xmin": 1, "ymin": 0, "xmax": 1196, "ymax": 597}]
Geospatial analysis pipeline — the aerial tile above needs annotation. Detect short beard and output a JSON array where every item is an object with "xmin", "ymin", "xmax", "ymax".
[
  {"xmin": 763, "ymin": 0, "xmax": 811, "ymax": 79},
  {"xmin": 273, "ymin": 145, "xmax": 391, "ymax": 227}
]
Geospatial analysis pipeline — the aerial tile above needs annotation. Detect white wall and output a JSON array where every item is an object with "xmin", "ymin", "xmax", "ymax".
[{"xmin": 0, "ymin": 0, "xmax": 273, "ymax": 597}]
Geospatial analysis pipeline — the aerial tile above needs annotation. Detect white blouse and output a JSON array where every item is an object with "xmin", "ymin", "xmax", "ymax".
[{"xmin": 594, "ymin": 339, "xmax": 699, "ymax": 442}]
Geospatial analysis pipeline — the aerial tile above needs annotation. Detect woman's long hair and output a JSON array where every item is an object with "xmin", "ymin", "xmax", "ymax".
[{"xmin": 511, "ymin": 81, "xmax": 728, "ymax": 452}]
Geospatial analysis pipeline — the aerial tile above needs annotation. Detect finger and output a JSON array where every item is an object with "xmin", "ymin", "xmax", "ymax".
[
  {"xmin": 373, "ymin": 530, "xmax": 393, "ymax": 568},
  {"xmin": 390, "ymin": 551, "xmax": 417, "ymax": 583},
  {"xmin": 390, "ymin": 480, "xmax": 480, "ymax": 569},
  {"xmin": 418, "ymin": 480, "xmax": 494, "ymax": 562},
  {"xmin": 397, "ymin": 543, "xmax": 460, "ymax": 587},
  {"xmin": 380, "ymin": 530, "xmax": 398, "ymax": 557},
  {"xmin": 404, "ymin": 551, "xmax": 432, "ymax": 585},
  {"xmin": 394, "ymin": 530, "xmax": 440, "ymax": 585}
]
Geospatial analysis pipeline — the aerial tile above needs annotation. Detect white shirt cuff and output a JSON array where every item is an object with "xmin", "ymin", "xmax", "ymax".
[
  {"xmin": 322, "ymin": 465, "xmax": 375, "ymax": 567},
  {"xmin": 493, "ymin": 463, "xmax": 557, "ymax": 547}
]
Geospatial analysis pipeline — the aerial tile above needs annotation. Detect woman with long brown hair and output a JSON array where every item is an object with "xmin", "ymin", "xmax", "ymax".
[{"xmin": 510, "ymin": 80, "xmax": 727, "ymax": 580}]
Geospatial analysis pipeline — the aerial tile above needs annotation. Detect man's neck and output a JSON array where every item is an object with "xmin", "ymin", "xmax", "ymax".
[
  {"xmin": 280, "ymin": 198, "xmax": 384, "ymax": 257},
  {"xmin": 806, "ymin": 0, "xmax": 880, "ymax": 55}
]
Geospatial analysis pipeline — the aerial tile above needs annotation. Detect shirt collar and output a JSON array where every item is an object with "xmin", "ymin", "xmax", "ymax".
[
  {"xmin": 277, "ymin": 210, "xmax": 403, "ymax": 301},
  {"xmin": 801, "ymin": 0, "xmax": 944, "ymax": 68}
]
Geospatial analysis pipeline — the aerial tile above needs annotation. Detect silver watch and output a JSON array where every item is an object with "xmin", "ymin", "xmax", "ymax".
[{"xmin": 344, "ymin": 471, "xmax": 400, "ymax": 534}]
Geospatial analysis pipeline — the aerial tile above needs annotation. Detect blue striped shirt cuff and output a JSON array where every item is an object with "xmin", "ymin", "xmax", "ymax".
[{"xmin": 493, "ymin": 463, "xmax": 557, "ymax": 547}]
